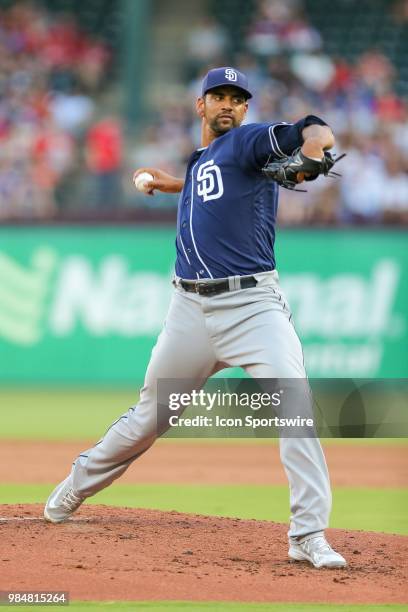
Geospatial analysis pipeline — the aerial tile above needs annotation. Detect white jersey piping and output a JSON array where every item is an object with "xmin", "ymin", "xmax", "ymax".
[
  {"xmin": 268, "ymin": 122, "xmax": 291, "ymax": 158},
  {"xmin": 179, "ymin": 234, "xmax": 191, "ymax": 265},
  {"xmin": 190, "ymin": 160, "xmax": 213, "ymax": 279}
]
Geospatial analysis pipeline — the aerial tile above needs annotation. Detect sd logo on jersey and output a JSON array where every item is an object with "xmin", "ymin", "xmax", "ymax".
[{"xmin": 197, "ymin": 160, "xmax": 224, "ymax": 202}]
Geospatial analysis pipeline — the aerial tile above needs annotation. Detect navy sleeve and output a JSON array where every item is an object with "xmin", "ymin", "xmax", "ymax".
[{"xmin": 233, "ymin": 115, "xmax": 328, "ymax": 171}]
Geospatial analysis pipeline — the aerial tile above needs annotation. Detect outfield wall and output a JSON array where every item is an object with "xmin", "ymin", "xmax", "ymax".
[{"xmin": 0, "ymin": 227, "xmax": 406, "ymax": 383}]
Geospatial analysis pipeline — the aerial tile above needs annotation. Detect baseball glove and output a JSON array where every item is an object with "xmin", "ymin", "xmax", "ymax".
[{"xmin": 262, "ymin": 149, "xmax": 346, "ymax": 191}]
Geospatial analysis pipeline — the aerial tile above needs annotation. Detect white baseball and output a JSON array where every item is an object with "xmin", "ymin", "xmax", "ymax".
[{"xmin": 134, "ymin": 171, "xmax": 154, "ymax": 193}]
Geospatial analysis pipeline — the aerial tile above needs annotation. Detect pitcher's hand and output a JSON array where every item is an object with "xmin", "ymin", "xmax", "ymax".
[{"xmin": 133, "ymin": 167, "xmax": 184, "ymax": 195}]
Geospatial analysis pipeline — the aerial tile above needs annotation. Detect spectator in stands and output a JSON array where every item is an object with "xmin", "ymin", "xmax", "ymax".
[
  {"xmin": 85, "ymin": 116, "xmax": 123, "ymax": 210},
  {"xmin": 49, "ymin": 84, "xmax": 94, "ymax": 137},
  {"xmin": 246, "ymin": 0, "xmax": 321, "ymax": 56},
  {"xmin": 32, "ymin": 117, "xmax": 75, "ymax": 209},
  {"xmin": 381, "ymin": 152, "xmax": 408, "ymax": 224},
  {"xmin": 185, "ymin": 16, "xmax": 228, "ymax": 77},
  {"xmin": 356, "ymin": 49, "xmax": 396, "ymax": 95},
  {"xmin": 0, "ymin": 124, "xmax": 51, "ymax": 219},
  {"xmin": 338, "ymin": 133, "xmax": 386, "ymax": 223},
  {"xmin": 277, "ymin": 171, "xmax": 339, "ymax": 226},
  {"xmin": 391, "ymin": 106, "xmax": 408, "ymax": 158},
  {"xmin": 290, "ymin": 50, "xmax": 335, "ymax": 92}
]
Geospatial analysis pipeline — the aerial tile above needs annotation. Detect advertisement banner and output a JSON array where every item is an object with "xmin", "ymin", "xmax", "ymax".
[{"xmin": 0, "ymin": 227, "xmax": 406, "ymax": 383}]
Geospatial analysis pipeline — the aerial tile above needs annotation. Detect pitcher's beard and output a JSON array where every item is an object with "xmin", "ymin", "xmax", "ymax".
[{"xmin": 210, "ymin": 116, "xmax": 238, "ymax": 135}]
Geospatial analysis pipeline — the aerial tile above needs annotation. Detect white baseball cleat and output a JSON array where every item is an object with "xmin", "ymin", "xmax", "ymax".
[
  {"xmin": 44, "ymin": 476, "xmax": 85, "ymax": 523},
  {"xmin": 289, "ymin": 534, "xmax": 347, "ymax": 568}
]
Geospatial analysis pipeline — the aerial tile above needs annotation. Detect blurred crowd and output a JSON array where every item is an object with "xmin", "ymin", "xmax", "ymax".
[
  {"xmin": 0, "ymin": 1, "xmax": 120, "ymax": 219},
  {"xmin": 135, "ymin": 0, "xmax": 408, "ymax": 225},
  {"xmin": 1, "ymin": 0, "xmax": 408, "ymax": 224}
]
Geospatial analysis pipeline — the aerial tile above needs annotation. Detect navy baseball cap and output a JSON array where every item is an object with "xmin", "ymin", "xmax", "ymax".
[{"xmin": 201, "ymin": 67, "xmax": 252, "ymax": 99}]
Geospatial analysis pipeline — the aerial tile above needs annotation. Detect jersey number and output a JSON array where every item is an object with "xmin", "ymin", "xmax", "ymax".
[{"xmin": 197, "ymin": 160, "xmax": 224, "ymax": 202}]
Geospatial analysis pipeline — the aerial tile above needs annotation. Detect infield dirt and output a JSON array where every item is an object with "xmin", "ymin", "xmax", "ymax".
[
  {"xmin": 0, "ymin": 440, "xmax": 407, "ymax": 487},
  {"xmin": 1, "ymin": 442, "xmax": 407, "ymax": 604},
  {"xmin": 1, "ymin": 504, "xmax": 407, "ymax": 604}
]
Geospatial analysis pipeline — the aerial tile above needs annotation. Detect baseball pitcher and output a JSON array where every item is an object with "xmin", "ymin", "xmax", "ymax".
[{"xmin": 44, "ymin": 67, "xmax": 346, "ymax": 569}]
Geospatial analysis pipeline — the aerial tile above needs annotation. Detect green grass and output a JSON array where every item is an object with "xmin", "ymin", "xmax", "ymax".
[
  {"xmin": 0, "ymin": 388, "xmax": 407, "ymax": 445},
  {"xmin": 11, "ymin": 602, "xmax": 408, "ymax": 611},
  {"xmin": 1, "ymin": 483, "xmax": 407, "ymax": 535},
  {"xmin": 0, "ymin": 389, "xmax": 138, "ymax": 440}
]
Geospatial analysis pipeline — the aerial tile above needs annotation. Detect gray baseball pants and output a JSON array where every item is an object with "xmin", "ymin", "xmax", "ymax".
[{"xmin": 71, "ymin": 270, "xmax": 331, "ymax": 538}]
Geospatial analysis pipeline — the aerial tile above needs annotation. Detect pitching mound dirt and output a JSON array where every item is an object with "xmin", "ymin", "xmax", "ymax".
[{"xmin": 1, "ymin": 504, "xmax": 407, "ymax": 604}]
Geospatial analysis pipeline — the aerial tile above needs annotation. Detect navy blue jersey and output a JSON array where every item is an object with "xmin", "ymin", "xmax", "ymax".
[{"xmin": 175, "ymin": 115, "xmax": 327, "ymax": 280}]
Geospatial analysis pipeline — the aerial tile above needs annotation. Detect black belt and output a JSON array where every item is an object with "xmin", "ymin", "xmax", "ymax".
[{"xmin": 179, "ymin": 276, "xmax": 257, "ymax": 296}]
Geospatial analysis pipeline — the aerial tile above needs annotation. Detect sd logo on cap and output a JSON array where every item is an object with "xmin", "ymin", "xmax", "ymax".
[{"xmin": 201, "ymin": 66, "xmax": 252, "ymax": 99}]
